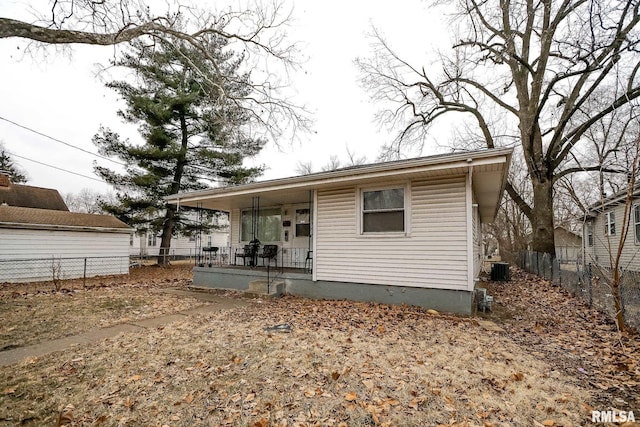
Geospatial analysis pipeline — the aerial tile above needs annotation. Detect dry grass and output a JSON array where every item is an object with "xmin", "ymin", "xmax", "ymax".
[
  {"xmin": 0, "ymin": 265, "xmax": 203, "ymax": 350},
  {"xmin": 0, "ymin": 297, "xmax": 591, "ymax": 427}
]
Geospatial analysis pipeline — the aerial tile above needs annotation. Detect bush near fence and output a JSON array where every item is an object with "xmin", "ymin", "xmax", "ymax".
[
  {"xmin": 518, "ymin": 251, "xmax": 640, "ymax": 330},
  {"xmin": 0, "ymin": 256, "xmax": 130, "ymax": 284}
]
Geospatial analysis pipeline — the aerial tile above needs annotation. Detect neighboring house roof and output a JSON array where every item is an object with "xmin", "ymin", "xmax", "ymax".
[
  {"xmin": 0, "ymin": 182, "xmax": 69, "ymax": 211},
  {"xmin": 0, "ymin": 205, "xmax": 131, "ymax": 233},
  {"xmin": 585, "ymin": 183, "xmax": 640, "ymax": 215},
  {"xmin": 553, "ymin": 226, "xmax": 582, "ymax": 246},
  {"xmin": 167, "ymin": 148, "xmax": 513, "ymax": 223}
]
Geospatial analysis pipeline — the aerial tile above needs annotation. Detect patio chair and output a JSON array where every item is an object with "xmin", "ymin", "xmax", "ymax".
[
  {"xmin": 234, "ymin": 245, "xmax": 254, "ymax": 266},
  {"xmin": 258, "ymin": 244, "xmax": 278, "ymax": 268},
  {"xmin": 304, "ymin": 250, "xmax": 313, "ymax": 273}
]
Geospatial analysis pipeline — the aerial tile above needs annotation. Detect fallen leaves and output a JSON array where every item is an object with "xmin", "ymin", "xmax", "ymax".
[
  {"xmin": 0, "ymin": 265, "xmax": 204, "ymax": 349},
  {"xmin": 485, "ymin": 267, "xmax": 640, "ymax": 407},
  {"xmin": 344, "ymin": 392, "xmax": 357, "ymax": 402},
  {"xmin": 0, "ymin": 266, "xmax": 622, "ymax": 426}
]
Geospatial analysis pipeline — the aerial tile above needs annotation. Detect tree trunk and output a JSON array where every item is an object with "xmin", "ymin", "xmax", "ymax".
[
  {"xmin": 530, "ymin": 175, "xmax": 556, "ymax": 257},
  {"xmin": 157, "ymin": 111, "xmax": 190, "ymax": 265},
  {"xmin": 158, "ymin": 206, "xmax": 177, "ymax": 266}
]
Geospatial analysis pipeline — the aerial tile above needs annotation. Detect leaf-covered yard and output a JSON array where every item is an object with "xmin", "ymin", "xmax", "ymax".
[
  {"xmin": 0, "ymin": 265, "xmax": 202, "ymax": 350},
  {"xmin": 0, "ymin": 266, "xmax": 638, "ymax": 426}
]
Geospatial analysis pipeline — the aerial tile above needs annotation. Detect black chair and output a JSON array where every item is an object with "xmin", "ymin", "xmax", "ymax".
[
  {"xmin": 304, "ymin": 250, "xmax": 313, "ymax": 273},
  {"xmin": 235, "ymin": 245, "xmax": 253, "ymax": 266},
  {"xmin": 258, "ymin": 244, "xmax": 278, "ymax": 268}
]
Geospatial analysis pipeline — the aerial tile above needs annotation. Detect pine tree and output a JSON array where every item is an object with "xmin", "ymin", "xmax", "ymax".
[
  {"xmin": 94, "ymin": 36, "xmax": 265, "ymax": 265},
  {"xmin": 0, "ymin": 142, "xmax": 27, "ymax": 184}
]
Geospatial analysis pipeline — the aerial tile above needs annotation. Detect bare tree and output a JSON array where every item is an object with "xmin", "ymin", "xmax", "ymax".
[
  {"xmin": 63, "ymin": 188, "xmax": 114, "ymax": 214},
  {"xmin": 358, "ymin": 0, "xmax": 640, "ymax": 256},
  {"xmin": 295, "ymin": 161, "xmax": 314, "ymax": 175},
  {"xmin": 485, "ymin": 156, "xmax": 532, "ymax": 262},
  {"xmin": 321, "ymin": 154, "xmax": 342, "ymax": 172},
  {"xmin": 0, "ymin": 0, "xmax": 310, "ymax": 142}
]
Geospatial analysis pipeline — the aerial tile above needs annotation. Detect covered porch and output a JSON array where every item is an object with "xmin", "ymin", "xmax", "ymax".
[{"xmin": 176, "ymin": 186, "xmax": 316, "ymax": 293}]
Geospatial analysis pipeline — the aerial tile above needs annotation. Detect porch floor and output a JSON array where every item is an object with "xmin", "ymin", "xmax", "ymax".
[{"xmin": 195, "ymin": 263, "xmax": 310, "ymax": 275}]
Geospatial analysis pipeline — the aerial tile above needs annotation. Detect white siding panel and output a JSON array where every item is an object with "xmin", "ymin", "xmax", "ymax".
[
  {"xmin": 589, "ymin": 202, "xmax": 640, "ymax": 271},
  {"xmin": 0, "ymin": 228, "xmax": 130, "ymax": 282},
  {"xmin": 231, "ymin": 209, "xmax": 241, "ymax": 244},
  {"xmin": 315, "ymin": 176, "xmax": 469, "ymax": 290}
]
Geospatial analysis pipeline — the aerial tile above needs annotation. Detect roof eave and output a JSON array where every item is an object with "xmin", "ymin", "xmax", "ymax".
[
  {"xmin": 168, "ymin": 148, "xmax": 513, "ymax": 206},
  {"xmin": 0, "ymin": 222, "xmax": 133, "ymax": 233}
]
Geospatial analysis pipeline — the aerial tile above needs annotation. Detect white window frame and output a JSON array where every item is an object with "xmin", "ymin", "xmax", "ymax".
[
  {"xmin": 357, "ymin": 183, "xmax": 411, "ymax": 237},
  {"xmin": 605, "ymin": 211, "xmax": 616, "ymax": 236},
  {"xmin": 634, "ymin": 204, "xmax": 640, "ymax": 245},
  {"xmin": 295, "ymin": 208, "xmax": 311, "ymax": 238},
  {"xmin": 586, "ymin": 221, "xmax": 594, "ymax": 247}
]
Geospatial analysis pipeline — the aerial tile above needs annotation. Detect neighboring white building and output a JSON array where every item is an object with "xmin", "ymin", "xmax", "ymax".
[
  {"xmin": 0, "ymin": 205, "xmax": 131, "ymax": 282},
  {"xmin": 129, "ymin": 212, "xmax": 230, "ymax": 258},
  {"xmin": 583, "ymin": 185, "xmax": 640, "ymax": 271},
  {"xmin": 0, "ymin": 171, "xmax": 131, "ymax": 283},
  {"xmin": 130, "ymin": 229, "xmax": 229, "ymax": 258},
  {"xmin": 167, "ymin": 148, "xmax": 512, "ymax": 314}
]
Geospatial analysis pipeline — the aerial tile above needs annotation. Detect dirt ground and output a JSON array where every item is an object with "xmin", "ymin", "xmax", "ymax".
[
  {"xmin": 0, "ymin": 266, "xmax": 638, "ymax": 426},
  {"xmin": 0, "ymin": 265, "xmax": 204, "ymax": 350}
]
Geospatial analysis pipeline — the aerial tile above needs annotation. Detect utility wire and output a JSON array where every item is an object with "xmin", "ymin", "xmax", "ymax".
[
  {"xmin": 6, "ymin": 150, "xmax": 106, "ymax": 184},
  {"xmin": 0, "ymin": 115, "xmax": 125, "ymax": 167}
]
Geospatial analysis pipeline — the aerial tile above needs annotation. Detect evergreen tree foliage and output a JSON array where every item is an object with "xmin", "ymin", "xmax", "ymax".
[
  {"xmin": 0, "ymin": 142, "xmax": 28, "ymax": 184},
  {"xmin": 93, "ymin": 36, "xmax": 265, "ymax": 263}
]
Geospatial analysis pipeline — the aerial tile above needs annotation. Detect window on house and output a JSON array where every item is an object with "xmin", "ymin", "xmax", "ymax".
[
  {"xmin": 148, "ymin": 233, "xmax": 157, "ymax": 247},
  {"xmin": 295, "ymin": 208, "xmax": 311, "ymax": 237},
  {"xmin": 586, "ymin": 222, "xmax": 593, "ymax": 247},
  {"xmin": 605, "ymin": 211, "xmax": 616, "ymax": 236},
  {"xmin": 129, "ymin": 234, "xmax": 134, "ymax": 246},
  {"xmin": 207, "ymin": 236, "xmax": 212, "ymax": 247},
  {"xmin": 634, "ymin": 205, "xmax": 640, "ymax": 244},
  {"xmin": 241, "ymin": 208, "xmax": 282, "ymax": 242},
  {"xmin": 362, "ymin": 187, "xmax": 405, "ymax": 233}
]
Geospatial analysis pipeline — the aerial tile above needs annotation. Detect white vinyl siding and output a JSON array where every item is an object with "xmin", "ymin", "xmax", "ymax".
[
  {"xmin": 472, "ymin": 204, "xmax": 482, "ymax": 278},
  {"xmin": 315, "ymin": 176, "xmax": 469, "ymax": 290},
  {"xmin": 634, "ymin": 204, "xmax": 640, "ymax": 245},
  {"xmin": 587, "ymin": 201, "xmax": 640, "ymax": 271},
  {"xmin": 0, "ymin": 228, "xmax": 130, "ymax": 282},
  {"xmin": 231, "ymin": 209, "xmax": 241, "ymax": 243}
]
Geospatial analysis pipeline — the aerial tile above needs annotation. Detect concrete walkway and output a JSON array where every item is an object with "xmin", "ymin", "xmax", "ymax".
[{"xmin": 0, "ymin": 289, "xmax": 248, "ymax": 368}]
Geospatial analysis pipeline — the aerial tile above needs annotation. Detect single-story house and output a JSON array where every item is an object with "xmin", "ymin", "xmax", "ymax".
[
  {"xmin": 583, "ymin": 184, "xmax": 640, "ymax": 271},
  {"xmin": 0, "ymin": 172, "xmax": 132, "ymax": 282},
  {"xmin": 166, "ymin": 148, "xmax": 513, "ymax": 313}
]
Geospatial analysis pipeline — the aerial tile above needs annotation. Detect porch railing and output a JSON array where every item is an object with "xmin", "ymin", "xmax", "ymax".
[{"xmin": 195, "ymin": 245, "xmax": 311, "ymax": 272}]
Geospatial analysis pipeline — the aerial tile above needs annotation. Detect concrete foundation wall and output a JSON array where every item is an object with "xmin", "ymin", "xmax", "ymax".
[{"xmin": 193, "ymin": 267, "xmax": 473, "ymax": 314}]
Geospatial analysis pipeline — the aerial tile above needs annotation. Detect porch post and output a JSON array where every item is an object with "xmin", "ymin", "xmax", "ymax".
[{"xmin": 312, "ymin": 189, "xmax": 318, "ymax": 281}]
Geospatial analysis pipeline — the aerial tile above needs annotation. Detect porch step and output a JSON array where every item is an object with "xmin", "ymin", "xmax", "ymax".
[{"xmin": 248, "ymin": 279, "xmax": 284, "ymax": 295}]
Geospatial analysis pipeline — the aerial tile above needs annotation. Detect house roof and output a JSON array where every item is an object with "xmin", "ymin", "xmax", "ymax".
[
  {"xmin": 0, "ymin": 205, "xmax": 131, "ymax": 233},
  {"xmin": 0, "ymin": 183, "xmax": 69, "ymax": 211},
  {"xmin": 585, "ymin": 183, "xmax": 640, "ymax": 215},
  {"xmin": 167, "ymin": 148, "xmax": 513, "ymax": 223}
]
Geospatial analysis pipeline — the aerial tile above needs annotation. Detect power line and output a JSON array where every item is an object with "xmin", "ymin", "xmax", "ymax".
[
  {"xmin": 6, "ymin": 150, "xmax": 106, "ymax": 184},
  {"xmin": 0, "ymin": 115, "xmax": 126, "ymax": 167}
]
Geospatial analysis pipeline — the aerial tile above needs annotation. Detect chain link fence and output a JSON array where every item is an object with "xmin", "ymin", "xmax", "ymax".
[
  {"xmin": 518, "ymin": 251, "xmax": 640, "ymax": 330},
  {"xmin": 0, "ymin": 256, "xmax": 130, "ymax": 285}
]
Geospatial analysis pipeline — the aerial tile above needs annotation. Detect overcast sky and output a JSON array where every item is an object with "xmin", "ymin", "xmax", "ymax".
[{"xmin": 0, "ymin": 0, "xmax": 450, "ymax": 195}]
